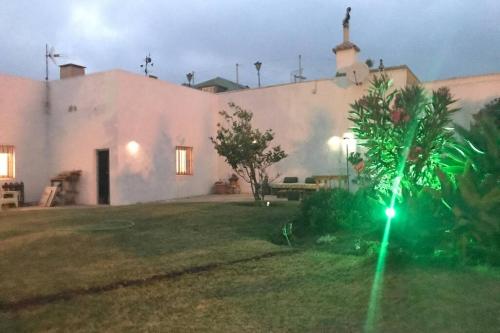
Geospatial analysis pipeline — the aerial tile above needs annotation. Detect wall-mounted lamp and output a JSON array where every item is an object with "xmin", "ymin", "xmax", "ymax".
[
  {"xmin": 327, "ymin": 136, "xmax": 341, "ymax": 151},
  {"xmin": 126, "ymin": 141, "xmax": 140, "ymax": 156}
]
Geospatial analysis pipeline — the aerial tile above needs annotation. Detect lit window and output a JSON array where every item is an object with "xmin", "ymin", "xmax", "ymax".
[
  {"xmin": 0, "ymin": 145, "xmax": 15, "ymax": 179},
  {"xmin": 176, "ymin": 146, "xmax": 193, "ymax": 175}
]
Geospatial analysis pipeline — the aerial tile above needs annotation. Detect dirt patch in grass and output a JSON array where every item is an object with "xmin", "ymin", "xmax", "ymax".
[{"xmin": 0, "ymin": 249, "xmax": 297, "ymax": 313}]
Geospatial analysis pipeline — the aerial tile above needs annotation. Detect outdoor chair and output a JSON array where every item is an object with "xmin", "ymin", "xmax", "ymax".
[
  {"xmin": 274, "ymin": 176, "xmax": 298, "ymax": 198},
  {"xmin": 0, "ymin": 189, "xmax": 20, "ymax": 209}
]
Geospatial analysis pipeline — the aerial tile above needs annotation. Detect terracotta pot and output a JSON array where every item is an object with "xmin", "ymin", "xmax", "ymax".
[{"xmin": 214, "ymin": 183, "xmax": 227, "ymax": 194}]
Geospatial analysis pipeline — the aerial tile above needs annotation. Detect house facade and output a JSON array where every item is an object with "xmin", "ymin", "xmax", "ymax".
[{"xmin": 1, "ymin": 27, "xmax": 499, "ymax": 205}]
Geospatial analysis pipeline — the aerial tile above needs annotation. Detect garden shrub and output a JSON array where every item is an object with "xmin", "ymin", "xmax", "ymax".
[
  {"xmin": 348, "ymin": 74, "xmax": 458, "ymax": 200},
  {"xmin": 287, "ymin": 191, "xmax": 301, "ymax": 201},
  {"xmin": 300, "ymin": 188, "xmax": 355, "ymax": 234},
  {"xmin": 346, "ymin": 74, "xmax": 471, "ymax": 260},
  {"xmin": 438, "ymin": 106, "xmax": 500, "ymax": 263},
  {"xmin": 389, "ymin": 189, "xmax": 455, "ymax": 256},
  {"xmin": 347, "ymin": 187, "xmax": 381, "ymax": 229}
]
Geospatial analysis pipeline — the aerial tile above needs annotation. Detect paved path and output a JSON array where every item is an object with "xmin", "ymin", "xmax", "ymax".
[
  {"xmin": 3, "ymin": 194, "xmax": 288, "ymax": 212},
  {"xmin": 168, "ymin": 194, "xmax": 287, "ymax": 203}
]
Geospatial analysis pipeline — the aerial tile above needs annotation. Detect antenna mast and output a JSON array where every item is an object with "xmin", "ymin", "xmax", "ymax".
[
  {"xmin": 45, "ymin": 44, "xmax": 48, "ymax": 81},
  {"xmin": 299, "ymin": 54, "xmax": 303, "ymax": 80},
  {"xmin": 45, "ymin": 43, "xmax": 61, "ymax": 81},
  {"xmin": 235, "ymin": 63, "xmax": 239, "ymax": 84},
  {"xmin": 293, "ymin": 54, "xmax": 306, "ymax": 82}
]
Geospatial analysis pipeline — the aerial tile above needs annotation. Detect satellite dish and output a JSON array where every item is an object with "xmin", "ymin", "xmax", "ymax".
[{"xmin": 346, "ymin": 62, "xmax": 369, "ymax": 86}]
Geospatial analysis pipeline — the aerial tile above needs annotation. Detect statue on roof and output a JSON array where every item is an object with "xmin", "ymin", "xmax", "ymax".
[{"xmin": 343, "ymin": 7, "xmax": 351, "ymax": 28}]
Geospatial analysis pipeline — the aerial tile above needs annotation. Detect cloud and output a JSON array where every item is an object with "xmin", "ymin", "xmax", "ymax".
[
  {"xmin": 69, "ymin": 4, "xmax": 120, "ymax": 40},
  {"xmin": 0, "ymin": 0, "xmax": 498, "ymax": 84}
]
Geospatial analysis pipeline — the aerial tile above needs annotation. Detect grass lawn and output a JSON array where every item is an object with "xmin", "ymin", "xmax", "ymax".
[{"xmin": 1, "ymin": 201, "xmax": 499, "ymax": 332}]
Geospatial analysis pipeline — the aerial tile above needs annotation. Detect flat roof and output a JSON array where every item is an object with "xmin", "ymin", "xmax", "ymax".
[
  {"xmin": 59, "ymin": 63, "xmax": 86, "ymax": 68},
  {"xmin": 218, "ymin": 64, "xmax": 417, "ymax": 94}
]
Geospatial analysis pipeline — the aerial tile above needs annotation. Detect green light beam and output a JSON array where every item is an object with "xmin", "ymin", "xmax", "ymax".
[
  {"xmin": 385, "ymin": 207, "xmax": 396, "ymax": 218},
  {"xmin": 364, "ymin": 99, "xmax": 422, "ymax": 332},
  {"xmin": 364, "ymin": 174, "xmax": 402, "ymax": 333}
]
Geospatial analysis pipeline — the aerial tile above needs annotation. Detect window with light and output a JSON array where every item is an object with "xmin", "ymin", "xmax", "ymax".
[
  {"xmin": 0, "ymin": 145, "xmax": 15, "ymax": 179},
  {"xmin": 176, "ymin": 146, "xmax": 193, "ymax": 175}
]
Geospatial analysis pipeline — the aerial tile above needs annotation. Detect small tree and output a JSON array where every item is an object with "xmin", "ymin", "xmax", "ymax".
[{"xmin": 210, "ymin": 103, "xmax": 287, "ymax": 201}]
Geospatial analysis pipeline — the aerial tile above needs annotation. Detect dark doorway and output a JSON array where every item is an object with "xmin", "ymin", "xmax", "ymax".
[{"xmin": 97, "ymin": 149, "xmax": 110, "ymax": 205}]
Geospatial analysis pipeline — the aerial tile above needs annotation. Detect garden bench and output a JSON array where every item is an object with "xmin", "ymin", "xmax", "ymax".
[
  {"xmin": 270, "ymin": 183, "xmax": 319, "ymax": 200},
  {"xmin": 270, "ymin": 175, "xmax": 348, "ymax": 200}
]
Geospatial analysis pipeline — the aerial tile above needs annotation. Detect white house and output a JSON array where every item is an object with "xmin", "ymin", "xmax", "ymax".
[{"xmin": 1, "ymin": 22, "xmax": 499, "ymax": 205}]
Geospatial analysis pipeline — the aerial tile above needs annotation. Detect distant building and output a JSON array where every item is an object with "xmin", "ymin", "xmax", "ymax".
[
  {"xmin": 1, "ymin": 19, "xmax": 499, "ymax": 205},
  {"xmin": 193, "ymin": 77, "xmax": 249, "ymax": 93}
]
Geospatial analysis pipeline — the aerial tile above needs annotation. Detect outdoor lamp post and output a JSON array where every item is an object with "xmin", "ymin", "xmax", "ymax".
[
  {"xmin": 254, "ymin": 61, "xmax": 262, "ymax": 87},
  {"xmin": 186, "ymin": 72, "xmax": 193, "ymax": 87},
  {"xmin": 343, "ymin": 137, "xmax": 350, "ymax": 192}
]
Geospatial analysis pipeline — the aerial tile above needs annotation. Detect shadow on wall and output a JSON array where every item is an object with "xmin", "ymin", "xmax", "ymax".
[
  {"xmin": 454, "ymin": 97, "xmax": 498, "ymax": 129},
  {"xmin": 279, "ymin": 109, "xmax": 341, "ymax": 178},
  {"xmin": 115, "ymin": 125, "xmax": 174, "ymax": 204}
]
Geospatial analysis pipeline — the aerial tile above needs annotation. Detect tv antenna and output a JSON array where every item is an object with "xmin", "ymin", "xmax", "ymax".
[
  {"xmin": 140, "ymin": 53, "xmax": 154, "ymax": 76},
  {"xmin": 45, "ymin": 44, "xmax": 61, "ymax": 81},
  {"xmin": 291, "ymin": 55, "xmax": 306, "ymax": 83},
  {"xmin": 294, "ymin": 54, "xmax": 306, "ymax": 82}
]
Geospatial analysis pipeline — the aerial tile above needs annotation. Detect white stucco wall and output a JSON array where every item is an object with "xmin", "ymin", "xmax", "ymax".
[
  {"xmin": 47, "ymin": 70, "xmax": 219, "ymax": 205},
  {"xmin": 112, "ymin": 71, "xmax": 219, "ymax": 205},
  {"xmin": 216, "ymin": 67, "xmax": 410, "ymax": 190},
  {"xmin": 0, "ymin": 74, "xmax": 49, "ymax": 202},
  {"xmin": 1, "ymin": 66, "xmax": 497, "ymax": 205},
  {"xmin": 423, "ymin": 73, "xmax": 500, "ymax": 128},
  {"xmin": 47, "ymin": 71, "xmax": 120, "ymax": 205}
]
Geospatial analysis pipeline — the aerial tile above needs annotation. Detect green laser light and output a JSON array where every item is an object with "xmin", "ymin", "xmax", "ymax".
[{"xmin": 385, "ymin": 207, "xmax": 396, "ymax": 218}]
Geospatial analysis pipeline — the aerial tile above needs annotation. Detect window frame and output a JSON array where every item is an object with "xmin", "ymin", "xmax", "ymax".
[
  {"xmin": 175, "ymin": 146, "xmax": 193, "ymax": 176},
  {"xmin": 0, "ymin": 145, "xmax": 15, "ymax": 180}
]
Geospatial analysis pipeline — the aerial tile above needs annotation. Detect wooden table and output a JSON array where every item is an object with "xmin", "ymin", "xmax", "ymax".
[
  {"xmin": 269, "ymin": 183, "xmax": 318, "ymax": 190},
  {"xmin": 312, "ymin": 175, "xmax": 348, "ymax": 189}
]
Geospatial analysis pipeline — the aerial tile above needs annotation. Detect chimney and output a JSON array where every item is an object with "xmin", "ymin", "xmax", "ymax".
[
  {"xmin": 59, "ymin": 64, "xmax": 86, "ymax": 79},
  {"xmin": 333, "ymin": 7, "xmax": 360, "ymax": 73},
  {"xmin": 343, "ymin": 25, "xmax": 349, "ymax": 43}
]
